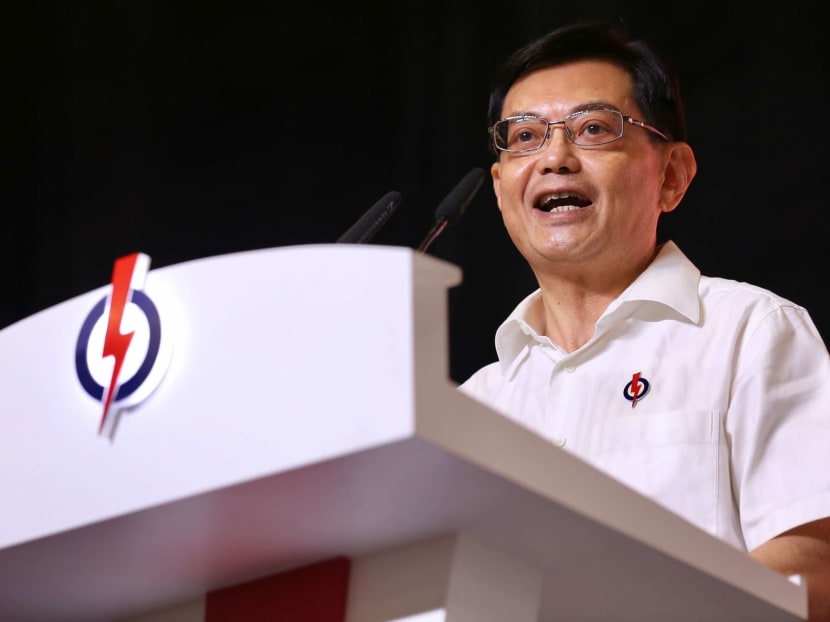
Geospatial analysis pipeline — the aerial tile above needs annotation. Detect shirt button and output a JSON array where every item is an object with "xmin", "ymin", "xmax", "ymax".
[
  {"xmin": 553, "ymin": 436, "xmax": 567, "ymax": 448},
  {"xmin": 562, "ymin": 364, "xmax": 575, "ymax": 373}
]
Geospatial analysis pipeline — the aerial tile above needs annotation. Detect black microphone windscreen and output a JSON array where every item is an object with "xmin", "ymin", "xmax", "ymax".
[
  {"xmin": 433, "ymin": 167, "xmax": 486, "ymax": 225},
  {"xmin": 336, "ymin": 190, "xmax": 402, "ymax": 244},
  {"xmin": 416, "ymin": 167, "xmax": 487, "ymax": 253}
]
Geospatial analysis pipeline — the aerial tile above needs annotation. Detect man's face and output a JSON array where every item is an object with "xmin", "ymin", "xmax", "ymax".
[{"xmin": 491, "ymin": 60, "xmax": 675, "ymax": 275}]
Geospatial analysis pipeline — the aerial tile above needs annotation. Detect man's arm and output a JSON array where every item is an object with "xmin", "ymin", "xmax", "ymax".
[{"xmin": 750, "ymin": 517, "xmax": 830, "ymax": 621}]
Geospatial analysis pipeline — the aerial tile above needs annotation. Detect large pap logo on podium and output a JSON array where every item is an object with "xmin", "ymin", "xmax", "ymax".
[{"xmin": 75, "ymin": 252, "xmax": 173, "ymax": 439}]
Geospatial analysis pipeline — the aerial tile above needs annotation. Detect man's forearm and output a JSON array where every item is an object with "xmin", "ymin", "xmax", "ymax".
[{"xmin": 750, "ymin": 517, "xmax": 830, "ymax": 621}]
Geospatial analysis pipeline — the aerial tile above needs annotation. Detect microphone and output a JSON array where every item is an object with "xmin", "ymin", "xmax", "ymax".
[
  {"xmin": 417, "ymin": 167, "xmax": 486, "ymax": 253},
  {"xmin": 336, "ymin": 190, "xmax": 403, "ymax": 244}
]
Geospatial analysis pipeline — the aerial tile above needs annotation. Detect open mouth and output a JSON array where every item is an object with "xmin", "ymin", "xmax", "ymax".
[{"xmin": 535, "ymin": 191, "xmax": 592, "ymax": 213}]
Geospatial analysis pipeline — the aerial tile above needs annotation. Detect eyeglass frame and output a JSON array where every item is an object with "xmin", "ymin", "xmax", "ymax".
[{"xmin": 489, "ymin": 107, "xmax": 671, "ymax": 153}]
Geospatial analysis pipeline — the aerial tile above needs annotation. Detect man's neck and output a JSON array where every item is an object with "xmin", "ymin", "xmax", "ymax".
[{"xmin": 529, "ymin": 248, "xmax": 659, "ymax": 353}]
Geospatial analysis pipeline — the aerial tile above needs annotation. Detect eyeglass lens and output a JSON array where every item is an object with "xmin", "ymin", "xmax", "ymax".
[{"xmin": 495, "ymin": 110, "xmax": 624, "ymax": 151}]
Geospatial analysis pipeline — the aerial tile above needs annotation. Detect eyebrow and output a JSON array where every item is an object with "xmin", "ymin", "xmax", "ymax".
[
  {"xmin": 575, "ymin": 101, "xmax": 621, "ymax": 114},
  {"xmin": 505, "ymin": 101, "xmax": 622, "ymax": 119}
]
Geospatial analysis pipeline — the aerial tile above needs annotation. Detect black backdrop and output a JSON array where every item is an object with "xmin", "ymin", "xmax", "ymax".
[{"xmin": 4, "ymin": 1, "xmax": 828, "ymax": 384}]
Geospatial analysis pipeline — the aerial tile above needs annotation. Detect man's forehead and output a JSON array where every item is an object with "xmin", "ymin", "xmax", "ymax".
[{"xmin": 503, "ymin": 61, "xmax": 635, "ymax": 116}]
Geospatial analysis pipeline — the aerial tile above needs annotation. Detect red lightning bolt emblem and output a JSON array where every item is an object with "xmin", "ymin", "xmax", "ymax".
[
  {"xmin": 99, "ymin": 253, "xmax": 149, "ymax": 437},
  {"xmin": 630, "ymin": 371, "xmax": 642, "ymax": 408}
]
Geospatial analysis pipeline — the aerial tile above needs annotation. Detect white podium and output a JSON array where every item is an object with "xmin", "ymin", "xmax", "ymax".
[{"xmin": 0, "ymin": 245, "xmax": 807, "ymax": 621}]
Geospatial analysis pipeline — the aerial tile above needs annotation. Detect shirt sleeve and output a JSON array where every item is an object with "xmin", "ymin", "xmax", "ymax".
[{"xmin": 728, "ymin": 304, "xmax": 830, "ymax": 551}]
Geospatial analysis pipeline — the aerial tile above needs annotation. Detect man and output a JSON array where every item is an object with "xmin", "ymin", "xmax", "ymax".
[{"xmin": 459, "ymin": 21, "xmax": 830, "ymax": 620}]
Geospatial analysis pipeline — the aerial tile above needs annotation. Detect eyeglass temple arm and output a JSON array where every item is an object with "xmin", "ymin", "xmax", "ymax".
[{"xmin": 625, "ymin": 116, "xmax": 670, "ymax": 141}]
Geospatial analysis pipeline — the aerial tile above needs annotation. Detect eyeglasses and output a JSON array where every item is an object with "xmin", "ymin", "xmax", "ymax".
[{"xmin": 489, "ymin": 108, "xmax": 670, "ymax": 153}]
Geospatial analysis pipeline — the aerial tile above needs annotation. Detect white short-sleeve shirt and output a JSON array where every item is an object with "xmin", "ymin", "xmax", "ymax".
[{"xmin": 459, "ymin": 241, "xmax": 830, "ymax": 552}]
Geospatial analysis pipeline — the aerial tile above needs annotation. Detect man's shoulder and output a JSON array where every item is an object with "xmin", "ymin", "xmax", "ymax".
[
  {"xmin": 658, "ymin": 242, "xmax": 806, "ymax": 315},
  {"xmin": 699, "ymin": 273, "xmax": 807, "ymax": 315},
  {"xmin": 458, "ymin": 361, "xmax": 502, "ymax": 400},
  {"xmin": 696, "ymin": 274, "xmax": 825, "ymax": 350}
]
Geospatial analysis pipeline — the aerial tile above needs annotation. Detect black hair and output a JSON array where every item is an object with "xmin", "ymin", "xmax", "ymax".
[{"xmin": 488, "ymin": 21, "xmax": 687, "ymax": 145}]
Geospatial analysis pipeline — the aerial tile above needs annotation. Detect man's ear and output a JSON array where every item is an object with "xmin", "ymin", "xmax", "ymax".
[
  {"xmin": 660, "ymin": 142, "xmax": 697, "ymax": 213},
  {"xmin": 491, "ymin": 161, "xmax": 503, "ymax": 213}
]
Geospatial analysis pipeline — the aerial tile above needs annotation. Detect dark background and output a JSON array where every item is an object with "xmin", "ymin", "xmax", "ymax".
[{"xmin": 4, "ymin": 1, "xmax": 828, "ymax": 384}]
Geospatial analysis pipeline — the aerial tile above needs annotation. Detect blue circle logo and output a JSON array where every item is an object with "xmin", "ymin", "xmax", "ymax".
[{"xmin": 75, "ymin": 289, "xmax": 162, "ymax": 401}]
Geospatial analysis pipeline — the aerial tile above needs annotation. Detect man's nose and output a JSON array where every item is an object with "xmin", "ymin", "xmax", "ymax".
[{"xmin": 535, "ymin": 122, "xmax": 579, "ymax": 173}]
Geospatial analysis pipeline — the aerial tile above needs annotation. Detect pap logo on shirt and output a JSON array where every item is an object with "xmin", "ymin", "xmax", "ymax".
[{"xmin": 623, "ymin": 371, "xmax": 650, "ymax": 407}]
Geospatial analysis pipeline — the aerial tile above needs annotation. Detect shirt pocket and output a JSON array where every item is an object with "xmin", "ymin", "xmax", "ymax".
[{"xmin": 587, "ymin": 409, "xmax": 721, "ymax": 536}]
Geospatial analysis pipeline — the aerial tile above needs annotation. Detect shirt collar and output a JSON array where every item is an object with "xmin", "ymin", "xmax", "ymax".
[
  {"xmin": 493, "ymin": 241, "xmax": 701, "ymax": 374},
  {"xmin": 608, "ymin": 240, "xmax": 701, "ymax": 323}
]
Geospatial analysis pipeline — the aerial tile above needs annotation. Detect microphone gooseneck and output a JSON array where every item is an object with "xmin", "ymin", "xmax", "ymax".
[
  {"xmin": 417, "ymin": 167, "xmax": 486, "ymax": 253},
  {"xmin": 336, "ymin": 190, "xmax": 403, "ymax": 244}
]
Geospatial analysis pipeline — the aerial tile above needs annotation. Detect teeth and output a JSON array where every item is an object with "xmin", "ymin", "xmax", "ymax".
[{"xmin": 539, "ymin": 191, "xmax": 588, "ymax": 212}]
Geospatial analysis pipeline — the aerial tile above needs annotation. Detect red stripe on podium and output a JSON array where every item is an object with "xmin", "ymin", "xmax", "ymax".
[{"xmin": 205, "ymin": 556, "xmax": 351, "ymax": 621}]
